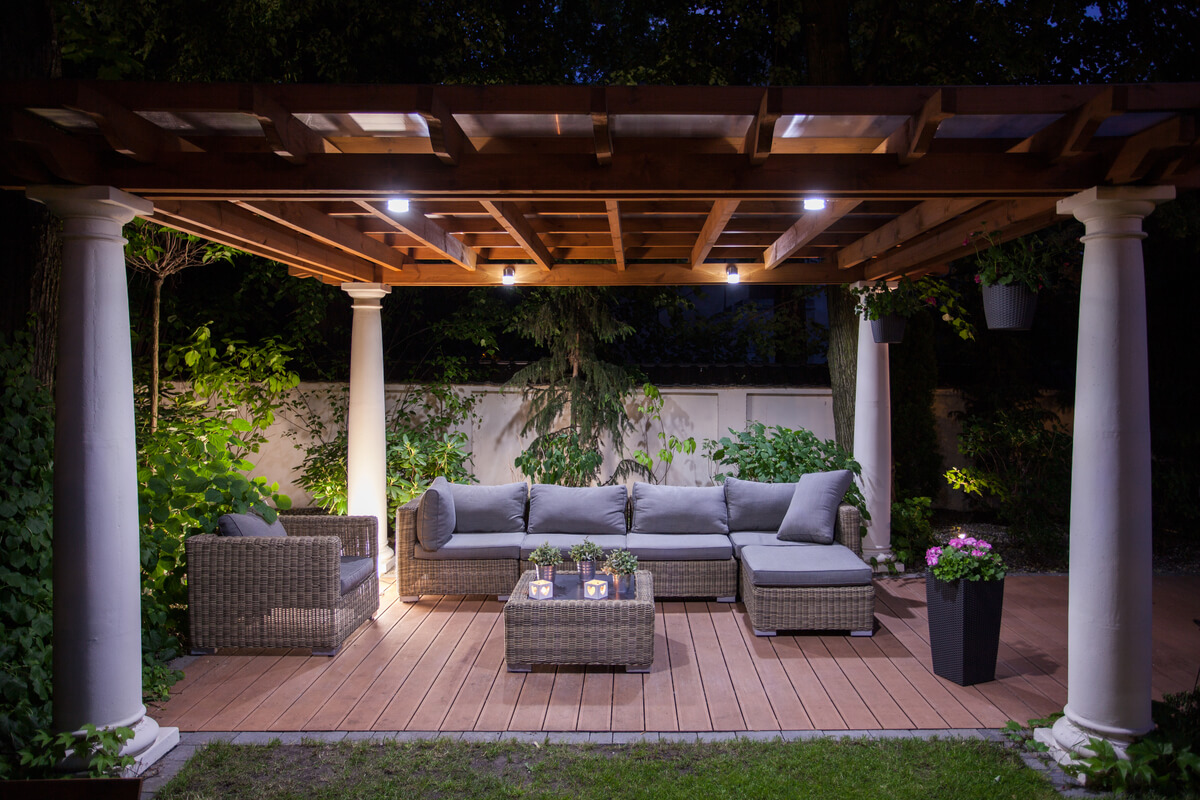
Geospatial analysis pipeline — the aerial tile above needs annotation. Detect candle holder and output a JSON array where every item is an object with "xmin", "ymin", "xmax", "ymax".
[
  {"xmin": 583, "ymin": 579, "xmax": 609, "ymax": 599},
  {"xmin": 528, "ymin": 579, "xmax": 553, "ymax": 600}
]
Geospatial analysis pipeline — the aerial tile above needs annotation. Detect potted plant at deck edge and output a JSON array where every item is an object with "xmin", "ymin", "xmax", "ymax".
[
  {"xmin": 569, "ymin": 538, "xmax": 604, "ymax": 582},
  {"xmin": 968, "ymin": 229, "xmax": 1048, "ymax": 330},
  {"xmin": 924, "ymin": 534, "xmax": 1007, "ymax": 686},
  {"xmin": 849, "ymin": 277, "xmax": 975, "ymax": 344},
  {"xmin": 603, "ymin": 548, "xmax": 639, "ymax": 597},
  {"xmin": 529, "ymin": 541, "xmax": 563, "ymax": 583}
]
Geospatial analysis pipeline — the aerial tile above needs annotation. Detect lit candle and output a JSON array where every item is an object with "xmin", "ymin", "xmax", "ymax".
[
  {"xmin": 584, "ymin": 579, "xmax": 609, "ymax": 599},
  {"xmin": 529, "ymin": 579, "xmax": 553, "ymax": 599}
]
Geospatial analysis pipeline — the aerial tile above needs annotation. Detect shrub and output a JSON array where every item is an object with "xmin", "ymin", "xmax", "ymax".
[{"xmin": 890, "ymin": 496, "xmax": 935, "ymax": 571}]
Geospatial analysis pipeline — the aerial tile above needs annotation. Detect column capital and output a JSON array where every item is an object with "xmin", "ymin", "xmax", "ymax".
[
  {"xmin": 27, "ymin": 185, "xmax": 152, "ymax": 223},
  {"xmin": 1057, "ymin": 185, "xmax": 1175, "ymax": 225},
  {"xmin": 341, "ymin": 282, "xmax": 392, "ymax": 302}
]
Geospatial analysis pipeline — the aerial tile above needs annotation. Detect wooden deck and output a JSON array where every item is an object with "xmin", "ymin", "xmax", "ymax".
[{"xmin": 155, "ymin": 575, "xmax": 1200, "ymax": 733}]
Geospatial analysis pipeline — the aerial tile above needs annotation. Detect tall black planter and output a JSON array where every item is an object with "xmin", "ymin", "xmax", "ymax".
[
  {"xmin": 869, "ymin": 313, "xmax": 906, "ymax": 343},
  {"xmin": 981, "ymin": 283, "xmax": 1037, "ymax": 330},
  {"xmin": 925, "ymin": 574, "xmax": 1004, "ymax": 686}
]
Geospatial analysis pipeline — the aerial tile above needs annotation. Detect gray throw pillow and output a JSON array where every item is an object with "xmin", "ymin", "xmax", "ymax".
[
  {"xmin": 630, "ymin": 483, "xmax": 728, "ymax": 534},
  {"xmin": 448, "ymin": 482, "xmax": 527, "ymax": 532},
  {"xmin": 527, "ymin": 484, "xmax": 628, "ymax": 535},
  {"xmin": 417, "ymin": 476, "xmax": 456, "ymax": 551},
  {"xmin": 776, "ymin": 470, "xmax": 854, "ymax": 544},
  {"xmin": 217, "ymin": 511, "xmax": 288, "ymax": 537},
  {"xmin": 723, "ymin": 477, "xmax": 797, "ymax": 532}
]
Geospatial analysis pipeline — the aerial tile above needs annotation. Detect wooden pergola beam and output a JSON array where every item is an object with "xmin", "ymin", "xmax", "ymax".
[
  {"xmin": 237, "ymin": 200, "xmax": 408, "ymax": 272},
  {"xmin": 65, "ymin": 84, "xmax": 203, "ymax": 163},
  {"xmin": 1106, "ymin": 114, "xmax": 1198, "ymax": 184},
  {"xmin": 882, "ymin": 89, "xmax": 953, "ymax": 164},
  {"xmin": 689, "ymin": 199, "xmax": 740, "ymax": 268},
  {"xmin": 744, "ymin": 87, "xmax": 781, "ymax": 164},
  {"xmin": 837, "ymin": 198, "xmax": 981, "ymax": 270},
  {"xmin": 355, "ymin": 200, "xmax": 478, "ymax": 270},
  {"xmin": 243, "ymin": 86, "xmax": 338, "ymax": 164},
  {"xmin": 592, "ymin": 88, "xmax": 613, "ymax": 165},
  {"xmin": 605, "ymin": 200, "xmax": 626, "ymax": 270},
  {"xmin": 1010, "ymin": 86, "xmax": 1120, "ymax": 161},
  {"xmin": 762, "ymin": 200, "xmax": 861, "ymax": 270},
  {"xmin": 480, "ymin": 200, "xmax": 554, "ymax": 270},
  {"xmin": 417, "ymin": 86, "xmax": 472, "ymax": 166}
]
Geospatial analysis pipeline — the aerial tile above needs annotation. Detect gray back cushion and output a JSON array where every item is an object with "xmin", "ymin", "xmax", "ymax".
[
  {"xmin": 417, "ymin": 476, "xmax": 456, "ymax": 551},
  {"xmin": 527, "ymin": 484, "xmax": 628, "ymax": 535},
  {"xmin": 777, "ymin": 470, "xmax": 855, "ymax": 545},
  {"xmin": 724, "ymin": 477, "xmax": 797, "ymax": 531},
  {"xmin": 630, "ymin": 483, "xmax": 728, "ymax": 534},
  {"xmin": 217, "ymin": 512, "xmax": 288, "ymax": 537},
  {"xmin": 448, "ymin": 481, "xmax": 527, "ymax": 532}
]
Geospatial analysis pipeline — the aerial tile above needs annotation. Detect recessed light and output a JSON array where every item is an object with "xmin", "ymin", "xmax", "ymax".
[
  {"xmin": 386, "ymin": 197, "xmax": 410, "ymax": 213},
  {"xmin": 803, "ymin": 198, "xmax": 827, "ymax": 211}
]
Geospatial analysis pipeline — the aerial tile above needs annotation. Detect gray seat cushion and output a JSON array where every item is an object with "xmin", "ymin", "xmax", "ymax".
[
  {"xmin": 728, "ymin": 531, "xmax": 819, "ymax": 557},
  {"xmin": 217, "ymin": 511, "xmax": 287, "ymax": 537},
  {"xmin": 777, "ymin": 470, "xmax": 854, "ymax": 545},
  {"xmin": 625, "ymin": 533, "xmax": 732, "ymax": 561},
  {"xmin": 630, "ymin": 483, "xmax": 728, "ymax": 534},
  {"xmin": 724, "ymin": 477, "xmax": 796, "ymax": 532},
  {"xmin": 417, "ymin": 477, "xmax": 456, "ymax": 551},
  {"xmin": 741, "ymin": 544, "xmax": 872, "ymax": 587},
  {"xmin": 339, "ymin": 556, "xmax": 375, "ymax": 594},
  {"xmin": 527, "ymin": 484, "xmax": 627, "ymax": 535},
  {"xmin": 520, "ymin": 533, "xmax": 627, "ymax": 560},
  {"xmin": 448, "ymin": 482, "xmax": 527, "ymax": 532},
  {"xmin": 414, "ymin": 532, "xmax": 526, "ymax": 561}
]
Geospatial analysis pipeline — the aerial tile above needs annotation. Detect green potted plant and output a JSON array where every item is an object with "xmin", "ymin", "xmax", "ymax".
[
  {"xmin": 924, "ymin": 534, "xmax": 1007, "ymax": 685},
  {"xmin": 849, "ymin": 277, "xmax": 975, "ymax": 344},
  {"xmin": 602, "ymin": 548, "xmax": 639, "ymax": 597},
  {"xmin": 528, "ymin": 541, "xmax": 563, "ymax": 583},
  {"xmin": 568, "ymin": 538, "xmax": 604, "ymax": 581},
  {"xmin": 967, "ymin": 229, "xmax": 1049, "ymax": 330}
]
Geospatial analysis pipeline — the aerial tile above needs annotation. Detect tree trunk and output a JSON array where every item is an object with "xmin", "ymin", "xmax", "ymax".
[
  {"xmin": 826, "ymin": 286, "xmax": 860, "ymax": 449},
  {"xmin": 150, "ymin": 276, "xmax": 164, "ymax": 432}
]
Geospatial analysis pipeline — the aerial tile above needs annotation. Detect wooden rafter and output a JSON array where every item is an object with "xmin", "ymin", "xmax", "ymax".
[
  {"xmin": 762, "ymin": 200, "xmax": 861, "ymax": 270},
  {"xmin": 242, "ymin": 86, "xmax": 337, "ymax": 164},
  {"xmin": 1010, "ymin": 86, "xmax": 1120, "ymax": 161},
  {"xmin": 689, "ymin": 199, "xmax": 740, "ymax": 269},
  {"xmin": 744, "ymin": 87, "xmax": 781, "ymax": 165},
  {"xmin": 1, "ymin": 108, "xmax": 97, "ymax": 183},
  {"xmin": 592, "ymin": 88, "xmax": 612, "ymax": 165},
  {"xmin": 1106, "ymin": 114, "xmax": 1199, "ymax": 184},
  {"xmin": 480, "ymin": 200, "xmax": 554, "ymax": 270},
  {"xmin": 417, "ymin": 86, "xmax": 471, "ymax": 166},
  {"xmin": 881, "ymin": 89, "xmax": 954, "ymax": 164},
  {"xmin": 236, "ymin": 200, "xmax": 408, "ymax": 272},
  {"xmin": 605, "ymin": 200, "xmax": 626, "ymax": 270},
  {"xmin": 65, "ymin": 84, "xmax": 203, "ymax": 162},
  {"xmin": 355, "ymin": 200, "xmax": 477, "ymax": 271},
  {"xmin": 837, "ymin": 198, "xmax": 981, "ymax": 270}
]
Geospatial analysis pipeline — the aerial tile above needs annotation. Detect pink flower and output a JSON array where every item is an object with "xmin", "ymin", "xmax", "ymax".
[
  {"xmin": 925, "ymin": 546, "xmax": 942, "ymax": 566},
  {"xmin": 962, "ymin": 237, "xmax": 971, "ymax": 247},
  {"xmin": 974, "ymin": 275, "xmax": 982, "ymax": 284},
  {"xmin": 926, "ymin": 297, "xmax": 937, "ymax": 306},
  {"xmin": 971, "ymin": 549, "xmax": 986, "ymax": 557}
]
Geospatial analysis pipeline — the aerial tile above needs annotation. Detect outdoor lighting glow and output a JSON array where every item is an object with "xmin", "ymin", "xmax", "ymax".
[
  {"xmin": 502, "ymin": 266, "xmax": 517, "ymax": 285},
  {"xmin": 584, "ymin": 579, "xmax": 609, "ymax": 599},
  {"xmin": 804, "ymin": 197, "xmax": 827, "ymax": 211},
  {"xmin": 726, "ymin": 264, "xmax": 740, "ymax": 284},
  {"xmin": 386, "ymin": 197, "xmax": 410, "ymax": 213},
  {"xmin": 529, "ymin": 579, "xmax": 553, "ymax": 599}
]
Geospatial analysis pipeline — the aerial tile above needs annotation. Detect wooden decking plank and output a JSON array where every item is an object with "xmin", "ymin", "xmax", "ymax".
[
  {"xmin": 835, "ymin": 635, "xmax": 945, "ymax": 729},
  {"xmin": 541, "ymin": 668, "xmax": 586, "ymax": 731},
  {"xmin": 189, "ymin": 652, "xmax": 289, "ymax": 731},
  {"xmin": 731, "ymin": 605, "xmax": 813, "ymax": 730},
  {"xmin": 508, "ymin": 668, "xmax": 554, "ymax": 730},
  {"xmin": 473, "ymin": 669, "xmax": 525, "ymax": 731},
  {"xmin": 684, "ymin": 601, "xmax": 745, "ymax": 731},
  {"xmin": 707, "ymin": 602, "xmax": 779, "ymax": 730},
  {"xmin": 156, "ymin": 650, "xmax": 270, "ymax": 725},
  {"xmin": 200, "ymin": 653, "xmax": 309, "ymax": 730},
  {"xmin": 408, "ymin": 598, "xmax": 504, "ymax": 731},
  {"xmin": 769, "ymin": 635, "xmax": 844, "ymax": 729},
  {"xmin": 793, "ymin": 636, "xmax": 878, "ymax": 728},
  {"xmin": 862, "ymin": 629, "xmax": 981, "ymax": 729},
  {"xmin": 240, "ymin": 657, "xmax": 328, "ymax": 731},
  {"xmin": 611, "ymin": 672, "xmax": 646, "ymax": 731},
  {"xmin": 578, "ymin": 669, "xmax": 615, "ymax": 731},
  {"xmin": 440, "ymin": 610, "xmax": 508, "ymax": 731},
  {"xmin": 374, "ymin": 597, "xmax": 487, "ymax": 729},
  {"xmin": 640, "ymin": 603, "xmax": 679, "ymax": 732},
  {"xmin": 821, "ymin": 636, "xmax": 912, "ymax": 728},
  {"xmin": 662, "ymin": 602, "xmax": 711, "ymax": 731}
]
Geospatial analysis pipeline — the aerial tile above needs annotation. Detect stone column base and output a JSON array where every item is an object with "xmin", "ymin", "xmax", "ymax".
[
  {"xmin": 127, "ymin": 721, "xmax": 181, "ymax": 776},
  {"xmin": 863, "ymin": 549, "xmax": 904, "ymax": 574},
  {"xmin": 1033, "ymin": 714, "xmax": 1139, "ymax": 781}
]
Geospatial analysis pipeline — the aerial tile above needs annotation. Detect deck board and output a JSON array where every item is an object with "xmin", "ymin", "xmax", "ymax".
[{"xmin": 157, "ymin": 575, "xmax": 1200, "ymax": 733}]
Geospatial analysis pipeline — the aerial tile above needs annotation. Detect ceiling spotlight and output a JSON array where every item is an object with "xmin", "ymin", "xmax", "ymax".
[
  {"xmin": 803, "ymin": 197, "xmax": 827, "ymax": 211},
  {"xmin": 502, "ymin": 266, "xmax": 517, "ymax": 285},
  {"xmin": 386, "ymin": 197, "xmax": 410, "ymax": 213},
  {"xmin": 726, "ymin": 264, "xmax": 740, "ymax": 284}
]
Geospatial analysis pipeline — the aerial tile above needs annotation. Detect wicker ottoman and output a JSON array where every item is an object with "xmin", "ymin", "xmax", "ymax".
[
  {"xmin": 504, "ymin": 570, "xmax": 655, "ymax": 672},
  {"xmin": 739, "ymin": 545, "xmax": 875, "ymax": 637}
]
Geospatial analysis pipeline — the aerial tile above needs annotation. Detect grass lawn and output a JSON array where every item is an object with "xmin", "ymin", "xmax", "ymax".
[{"xmin": 156, "ymin": 737, "xmax": 1062, "ymax": 799}]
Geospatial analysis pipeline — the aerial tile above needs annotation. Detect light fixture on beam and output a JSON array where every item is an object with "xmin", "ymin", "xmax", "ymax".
[
  {"xmin": 803, "ymin": 197, "xmax": 827, "ymax": 211},
  {"xmin": 386, "ymin": 197, "xmax": 410, "ymax": 213},
  {"xmin": 502, "ymin": 266, "xmax": 517, "ymax": 285},
  {"xmin": 726, "ymin": 263, "xmax": 740, "ymax": 284}
]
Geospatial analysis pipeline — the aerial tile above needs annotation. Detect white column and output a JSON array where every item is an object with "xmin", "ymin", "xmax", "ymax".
[
  {"xmin": 27, "ymin": 186, "xmax": 178, "ymax": 771},
  {"xmin": 1041, "ymin": 185, "xmax": 1174, "ymax": 761},
  {"xmin": 342, "ymin": 282, "xmax": 393, "ymax": 576},
  {"xmin": 851, "ymin": 287, "xmax": 895, "ymax": 569}
]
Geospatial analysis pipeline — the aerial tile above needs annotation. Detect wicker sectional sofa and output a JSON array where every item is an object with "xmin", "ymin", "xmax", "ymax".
[{"xmin": 395, "ymin": 477, "xmax": 875, "ymax": 635}]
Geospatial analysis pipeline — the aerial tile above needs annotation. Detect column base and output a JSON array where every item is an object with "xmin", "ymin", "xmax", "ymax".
[
  {"xmin": 864, "ymin": 549, "xmax": 904, "ymax": 574},
  {"xmin": 126, "ymin": 720, "xmax": 180, "ymax": 776},
  {"xmin": 1033, "ymin": 713, "xmax": 1145, "ymax": 780},
  {"xmin": 379, "ymin": 544, "xmax": 395, "ymax": 576}
]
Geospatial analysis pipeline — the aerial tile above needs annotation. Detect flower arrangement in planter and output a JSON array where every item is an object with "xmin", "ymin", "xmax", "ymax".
[
  {"xmin": 924, "ymin": 534, "xmax": 1007, "ymax": 685},
  {"xmin": 528, "ymin": 541, "xmax": 563, "ymax": 582},
  {"xmin": 849, "ymin": 276, "xmax": 975, "ymax": 344},
  {"xmin": 967, "ymin": 229, "xmax": 1051, "ymax": 330},
  {"xmin": 602, "ymin": 548, "xmax": 639, "ymax": 596},
  {"xmin": 569, "ymin": 538, "xmax": 604, "ymax": 581}
]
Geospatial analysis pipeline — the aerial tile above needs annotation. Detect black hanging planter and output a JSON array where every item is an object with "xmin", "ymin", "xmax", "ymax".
[
  {"xmin": 982, "ymin": 284, "xmax": 1038, "ymax": 330},
  {"xmin": 869, "ymin": 313, "xmax": 907, "ymax": 344},
  {"xmin": 925, "ymin": 574, "xmax": 1004, "ymax": 686}
]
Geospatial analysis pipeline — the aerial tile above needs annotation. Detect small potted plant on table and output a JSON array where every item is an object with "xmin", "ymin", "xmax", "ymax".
[
  {"xmin": 603, "ymin": 548, "xmax": 639, "ymax": 597},
  {"xmin": 968, "ymin": 229, "xmax": 1048, "ymax": 330},
  {"xmin": 528, "ymin": 541, "xmax": 563, "ymax": 583},
  {"xmin": 924, "ymin": 533, "xmax": 1007, "ymax": 686},
  {"xmin": 569, "ymin": 538, "xmax": 604, "ymax": 581}
]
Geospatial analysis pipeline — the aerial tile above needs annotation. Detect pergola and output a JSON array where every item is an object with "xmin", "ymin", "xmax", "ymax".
[{"xmin": 3, "ymin": 80, "xmax": 1198, "ymax": 771}]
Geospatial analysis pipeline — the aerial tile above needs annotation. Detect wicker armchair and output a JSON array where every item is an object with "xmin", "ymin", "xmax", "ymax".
[{"xmin": 186, "ymin": 514, "xmax": 379, "ymax": 656}]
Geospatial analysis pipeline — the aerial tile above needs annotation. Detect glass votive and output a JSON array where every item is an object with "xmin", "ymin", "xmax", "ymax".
[
  {"xmin": 529, "ymin": 579, "xmax": 553, "ymax": 600},
  {"xmin": 583, "ymin": 579, "xmax": 609, "ymax": 599}
]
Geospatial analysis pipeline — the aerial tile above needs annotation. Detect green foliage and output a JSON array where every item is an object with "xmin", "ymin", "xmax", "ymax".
[
  {"xmin": 568, "ymin": 539, "xmax": 604, "ymax": 564},
  {"xmin": 704, "ymin": 423, "xmax": 870, "ymax": 523},
  {"xmin": 0, "ymin": 333, "xmax": 55, "ymax": 776},
  {"xmin": 17, "ymin": 723, "xmax": 134, "ymax": 779},
  {"xmin": 632, "ymin": 383, "xmax": 696, "ymax": 485},
  {"xmin": 944, "ymin": 404, "xmax": 1071, "ymax": 560},
  {"xmin": 528, "ymin": 542, "xmax": 563, "ymax": 567},
  {"xmin": 849, "ymin": 277, "xmax": 975, "ymax": 341},
  {"xmin": 513, "ymin": 429, "xmax": 607, "ymax": 488},
  {"xmin": 603, "ymin": 548, "xmax": 639, "ymax": 576},
  {"xmin": 925, "ymin": 536, "xmax": 1006, "ymax": 582},
  {"xmin": 1001, "ymin": 713, "xmax": 1062, "ymax": 752},
  {"xmin": 966, "ymin": 229, "xmax": 1067, "ymax": 292},
  {"xmin": 889, "ymin": 497, "xmax": 935, "ymax": 573}
]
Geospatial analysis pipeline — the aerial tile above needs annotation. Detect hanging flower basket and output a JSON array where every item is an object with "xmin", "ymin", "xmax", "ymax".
[
  {"xmin": 982, "ymin": 283, "xmax": 1038, "ymax": 330},
  {"xmin": 925, "ymin": 574, "xmax": 1005, "ymax": 685},
  {"xmin": 870, "ymin": 313, "xmax": 907, "ymax": 344}
]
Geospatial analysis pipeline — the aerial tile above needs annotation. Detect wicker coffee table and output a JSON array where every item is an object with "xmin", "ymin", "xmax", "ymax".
[{"xmin": 504, "ymin": 570, "xmax": 654, "ymax": 673}]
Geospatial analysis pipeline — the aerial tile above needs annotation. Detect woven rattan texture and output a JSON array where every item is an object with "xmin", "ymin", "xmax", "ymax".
[
  {"xmin": 395, "ymin": 500, "xmax": 520, "ymax": 596},
  {"xmin": 740, "ymin": 559, "xmax": 875, "ymax": 633}
]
